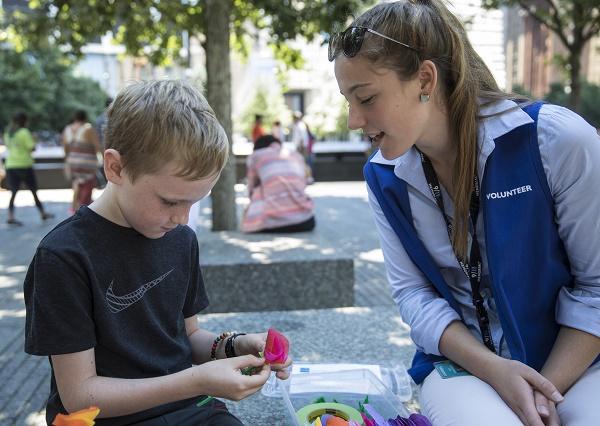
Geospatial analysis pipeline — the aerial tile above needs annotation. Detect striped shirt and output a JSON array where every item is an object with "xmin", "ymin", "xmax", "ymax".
[
  {"xmin": 242, "ymin": 144, "xmax": 314, "ymax": 232},
  {"xmin": 64, "ymin": 123, "xmax": 98, "ymax": 183}
]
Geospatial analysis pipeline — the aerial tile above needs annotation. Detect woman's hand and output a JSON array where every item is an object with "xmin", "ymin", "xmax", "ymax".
[
  {"xmin": 193, "ymin": 355, "xmax": 269, "ymax": 401},
  {"xmin": 534, "ymin": 390, "xmax": 561, "ymax": 426},
  {"xmin": 483, "ymin": 358, "xmax": 563, "ymax": 426}
]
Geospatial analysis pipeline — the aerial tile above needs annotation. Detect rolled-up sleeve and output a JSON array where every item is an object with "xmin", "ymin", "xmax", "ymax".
[
  {"xmin": 367, "ymin": 185, "xmax": 460, "ymax": 355},
  {"xmin": 538, "ymin": 105, "xmax": 600, "ymax": 338}
]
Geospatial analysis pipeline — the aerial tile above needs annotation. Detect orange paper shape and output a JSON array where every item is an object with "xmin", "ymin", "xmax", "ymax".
[
  {"xmin": 264, "ymin": 328, "xmax": 289, "ymax": 364},
  {"xmin": 52, "ymin": 406, "xmax": 100, "ymax": 426}
]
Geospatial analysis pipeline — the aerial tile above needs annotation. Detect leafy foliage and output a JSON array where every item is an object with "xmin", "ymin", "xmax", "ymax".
[
  {"xmin": 238, "ymin": 84, "xmax": 291, "ymax": 140},
  {"xmin": 544, "ymin": 81, "xmax": 600, "ymax": 127},
  {"xmin": 482, "ymin": 0, "xmax": 600, "ymax": 109},
  {"xmin": 5, "ymin": 0, "xmax": 373, "ymax": 68},
  {"xmin": 3, "ymin": 0, "xmax": 375, "ymax": 229},
  {"xmin": 0, "ymin": 48, "xmax": 106, "ymax": 132}
]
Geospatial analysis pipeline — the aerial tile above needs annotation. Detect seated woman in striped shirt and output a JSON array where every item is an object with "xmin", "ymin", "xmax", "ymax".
[{"xmin": 242, "ymin": 134, "xmax": 315, "ymax": 233}]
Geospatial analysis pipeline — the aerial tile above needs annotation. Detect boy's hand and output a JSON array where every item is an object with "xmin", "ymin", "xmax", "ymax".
[
  {"xmin": 269, "ymin": 356, "xmax": 292, "ymax": 380},
  {"xmin": 194, "ymin": 355, "xmax": 269, "ymax": 401},
  {"xmin": 234, "ymin": 332, "xmax": 267, "ymax": 357},
  {"xmin": 235, "ymin": 332, "xmax": 292, "ymax": 379}
]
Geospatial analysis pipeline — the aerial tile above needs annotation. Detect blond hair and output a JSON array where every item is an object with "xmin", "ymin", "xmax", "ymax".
[
  {"xmin": 338, "ymin": 0, "xmax": 513, "ymax": 258},
  {"xmin": 104, "ymin": 80, "xmax": 229, "ymax": 182}
]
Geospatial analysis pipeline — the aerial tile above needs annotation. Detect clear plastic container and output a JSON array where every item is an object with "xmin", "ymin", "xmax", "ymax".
[
  {"xmin": 261, "ymin": 362, "xmax": 413, "ymax": 403},
  {"xmin": 279, "ymin": 368, "xmax": 410, "ymax": 426}
]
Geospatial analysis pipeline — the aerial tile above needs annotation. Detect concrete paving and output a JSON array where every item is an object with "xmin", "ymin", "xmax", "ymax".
[{"xmin": 0, "ymin": 183, "xmax": 416, "ymax": 425}]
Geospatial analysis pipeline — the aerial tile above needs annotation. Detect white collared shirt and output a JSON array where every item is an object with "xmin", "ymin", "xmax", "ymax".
[{"xmin": 368, "ymin": 100, "xmax": 600, "ymax": 357}]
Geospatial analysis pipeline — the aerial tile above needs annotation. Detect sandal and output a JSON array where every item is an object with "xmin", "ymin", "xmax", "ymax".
[
  {"xmin": 41, "ymin": 212, "xmax": 55, "ymax": 221},
  {"xmin": 7, "ymin": 218, "xmax": 24, "ymax": 226}
]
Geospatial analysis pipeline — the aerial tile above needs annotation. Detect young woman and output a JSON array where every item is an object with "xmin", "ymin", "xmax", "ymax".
[
  {"xmin": 3, "ymin": 112, "xmax": 54, "ymax": 225},
  {"xmin": 329, "ymin": 1, "xmax": 600, "ymax": 425},
  {"xmin": 62, "ymin": 110, "xmax": 101, "ymax": 213}
]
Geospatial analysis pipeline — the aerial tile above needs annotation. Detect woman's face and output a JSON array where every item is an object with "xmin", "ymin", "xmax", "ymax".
[{"xmin": 334, "ymin": 55, "xmax": 431, "ymax": 160}]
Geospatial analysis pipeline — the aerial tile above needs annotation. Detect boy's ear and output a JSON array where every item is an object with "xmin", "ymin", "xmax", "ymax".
[
  {"xmin": 103, "ymin": 149, "xmax": 125, "ymax": 184},
  {"xmin": 418, "ymin": 59, "xmax": 438, "ymax": 98}
]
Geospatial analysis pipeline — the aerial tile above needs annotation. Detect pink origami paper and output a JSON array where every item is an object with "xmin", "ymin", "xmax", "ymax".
[{"xmin": 263, "ymin": 328, "xmax": 289, "ymax": 364}]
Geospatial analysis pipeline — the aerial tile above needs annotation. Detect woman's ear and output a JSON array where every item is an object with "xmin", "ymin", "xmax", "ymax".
[
  {"xmin": 418, "ymin": 60, "xmax": 438, "ymax": 99},
  {"xmin": 103, "ymin": 149, "xmax": 124, "ymax": 185}
]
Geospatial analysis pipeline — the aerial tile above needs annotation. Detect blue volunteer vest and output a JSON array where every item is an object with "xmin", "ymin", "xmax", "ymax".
[{"xmin": 365, "ymin": 102, "xmax": 574, "ymax": 384}]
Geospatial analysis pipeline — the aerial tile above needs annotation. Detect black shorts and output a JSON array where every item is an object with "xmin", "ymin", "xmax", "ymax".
[
  {"xmin": 131, "ymin": 399, "xmax": 244, "ymax": 426},
  {"xmin": 6, "ymin": 168, "xmax": 38, "ymax": 192}
]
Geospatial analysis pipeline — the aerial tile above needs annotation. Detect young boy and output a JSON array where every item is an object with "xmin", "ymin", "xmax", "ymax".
[{"xmin": 24, "ymin": 80, "xmax": 291, "ymax": 425}]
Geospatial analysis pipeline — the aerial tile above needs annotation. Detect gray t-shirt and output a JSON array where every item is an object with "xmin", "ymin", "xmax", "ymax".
[{"xmin": 24, "ymin": 207, "xmax": 209, "ymax": 425}]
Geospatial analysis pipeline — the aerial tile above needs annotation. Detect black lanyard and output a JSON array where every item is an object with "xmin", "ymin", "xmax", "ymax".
[{"xmin": 416, "ymin": 149, "xmax": 496, "ymax": 353}]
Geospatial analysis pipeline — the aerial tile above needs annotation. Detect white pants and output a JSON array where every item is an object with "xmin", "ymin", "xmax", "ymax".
[{"xmin": 419, "ymin": 361, "xmax": 600, "ymax": 426}]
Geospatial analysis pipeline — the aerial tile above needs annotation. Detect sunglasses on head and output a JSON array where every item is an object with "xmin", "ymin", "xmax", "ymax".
[{"xmin": 328, "ymin": 26, "xmax": 419, "ymax": 62}]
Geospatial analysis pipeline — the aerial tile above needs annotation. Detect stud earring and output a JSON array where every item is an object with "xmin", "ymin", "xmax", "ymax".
[{"xmin": 420, "ymin": 93, "xmax": 430, "ymax": 103}]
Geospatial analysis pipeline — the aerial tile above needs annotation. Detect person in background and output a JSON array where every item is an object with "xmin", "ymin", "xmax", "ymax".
[
  {"xmin": 62, "ymin": 110, "xmax": 102, "ymax": 213},
  {"xmin": 290, "ymin": 111, "xmax": 315, "ymax": 183},
  {"xmin": 95, "ymin": 97, "xmax": 113, "ymax": 151},
  {"xmin": 271, "ymin": 120, "xmax": 285, "ymax": 142},
  {"xmin": 290, "ymin": 111, "xmax": 309, "ymax": 155},
  {"xmin": 3, "ymin": 112, "xmax": 54, "ymax": 225},
  {"xmin": 94, "ymin": 97, "xmax": 113, "ymax": 189},
  {"xmin": 330, "ymin": 1, "xmax": 600, "ymax": 425},
  {"xmin": 242, "ymin": 134, "xmax": 315, "ymax": 233},
  {"xmin": 251, "ymin": 114, "xmax": 265, "ymax": 144}
]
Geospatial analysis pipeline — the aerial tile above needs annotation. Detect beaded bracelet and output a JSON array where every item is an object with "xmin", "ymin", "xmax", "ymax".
[
  {"xmin": 210, "ymin": 331, "xmax": 233, "ymax": 360},
  {"xmin": 225, "ymin": 333, "xmax": 247, "ymax": 358}
]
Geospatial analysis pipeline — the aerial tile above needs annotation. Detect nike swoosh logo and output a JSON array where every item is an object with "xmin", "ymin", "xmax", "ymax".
[{"xmin": 105, "ymin": 269, "xmax": 174, "ymax": 313}]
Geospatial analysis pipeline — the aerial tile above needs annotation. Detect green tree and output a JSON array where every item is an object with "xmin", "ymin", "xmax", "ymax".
[
  {"xmin": 544, "ymin": 81, "xmax": 600, "ymax": 127},
  {"xmin": 238, "ymin": 84, "xmax": 291, "ymax": 139},
  {"xmin": 482, "ymin": 0, "xmax": 600, "ymax": 111},
  {"xmin": 3, "ymin": 0, "xmax": 373, "ymax": 230},
  {"xmin": 0, "ymin": 48, "xmax": 106, "ymax": 132}
]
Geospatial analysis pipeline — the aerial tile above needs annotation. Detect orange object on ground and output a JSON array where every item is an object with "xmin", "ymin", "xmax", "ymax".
[
  {"xmin": 326, "ymin": 417, "xmax": 350, "ymax": 426},
  {"xmin": 52, "ymin": 406, "xmax": 100, "ymax": 426}
]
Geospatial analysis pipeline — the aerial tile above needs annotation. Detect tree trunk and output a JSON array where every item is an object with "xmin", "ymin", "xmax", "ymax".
[
  {"xmin": 205, "ymin": 0, "xmax": 237, "ymax": 230},
  {"xmin": 569, "ymin": 51, "xmax": 582, "ymax": 111}
]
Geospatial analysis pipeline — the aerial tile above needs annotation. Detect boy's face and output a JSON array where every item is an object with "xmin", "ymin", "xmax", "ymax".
[{"xmin": 115, "ymin": 161, "xmax": 218, "ymax": 239}]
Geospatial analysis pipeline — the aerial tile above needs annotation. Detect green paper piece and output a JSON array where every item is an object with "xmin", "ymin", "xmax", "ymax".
[
  {"xmin": 240, "ymin": 351, "xmax": 266, "ymax": 375},
  {"xmin": 196, "ymin": 396, "xmax": 213, "ymax": 407},
  {"xmin": 241, "ymin": 366, "xmax": 258, "ymax": 375}
]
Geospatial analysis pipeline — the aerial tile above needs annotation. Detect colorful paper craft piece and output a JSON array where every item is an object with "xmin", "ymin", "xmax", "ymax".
[
  {"xmin": 320, "ymin": 414, "xmax": 333, "ymax": 424},
  {"xmin": 264, "ymin": 328, "xmax": 289, "ymax": 364},
  {"xmin": 52, "ymin": 406, "xmax": 100, "ymax": 426},
  {"xmin": 296, "ymin": 402, "xmax": 363, "ymax": 424},
  {"xmin": 326, "ymin": 417, "xmax": 350, "ymax": 426},
  {"xmin": 364, "ymin": 404, "xmax": 387, "ymax": 426},
  {"xmin": 361, "ymin": 412, "xmax": 376, "ymax": 426}
]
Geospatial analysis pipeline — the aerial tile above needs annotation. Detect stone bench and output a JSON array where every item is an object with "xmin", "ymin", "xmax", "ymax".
[
  {"xmin": 201, "ymin": 256, "xmax": 354, "ymax": 313},
  {"xmin": 197, "ymin": 231, "xmax": 354, "ymax": 313}
]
